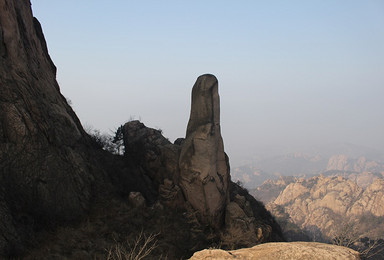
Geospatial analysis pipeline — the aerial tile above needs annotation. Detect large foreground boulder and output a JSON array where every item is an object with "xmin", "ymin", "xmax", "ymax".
[{"xmin": 190, "ymin": 242, "xmax": 360, "ymax": 260}]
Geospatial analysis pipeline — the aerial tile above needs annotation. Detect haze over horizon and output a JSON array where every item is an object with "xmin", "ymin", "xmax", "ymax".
[{"xmin": 31, "ymin": 1, "xmax": 384, "ymax": 166}]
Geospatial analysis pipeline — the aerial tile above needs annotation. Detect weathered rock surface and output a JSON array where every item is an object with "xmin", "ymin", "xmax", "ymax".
[
  {"xmin": 122, "ymin": 120, "xmax": 184, "ymax": 207},
  {"xmin": 349, "ymin": 179, "xmax": 384, "ymax": 217},
  {"xmin": 0, "ymin": 0, "xmax": 101, "ymax": 255},
  {"xmin": 179, "ymin": 74, "xmax": 230, "ymax": 228},
  {"xmin": 270, "ymin": 175, "xmax": 384, "ymax": 240},
  {"xmin": 189, "ymin": 242, "xmax": 360, "ymax": 260},
  {"xmin": 122, "ymin": 78, "xmax": 283, "ymax": 248}
]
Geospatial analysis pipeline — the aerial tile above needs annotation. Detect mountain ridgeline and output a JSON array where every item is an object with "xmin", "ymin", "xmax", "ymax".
[{"xmin": 233, "ymin": 147, "xmax": 384, "ymax": 189}]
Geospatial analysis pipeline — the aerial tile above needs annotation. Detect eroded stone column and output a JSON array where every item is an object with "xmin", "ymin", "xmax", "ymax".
[{"xmin": 179, "ymin": 74, "xmax": 230, "ymax": 228}]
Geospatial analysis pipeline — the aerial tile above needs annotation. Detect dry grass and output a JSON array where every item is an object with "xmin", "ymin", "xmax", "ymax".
[
  {"xmin": 22, "ymin": 194, "xmax": 206, "ymax": 259},
  {"xmin": 106, "ymin": 231, "xmax": 159, "ymax": 260}
]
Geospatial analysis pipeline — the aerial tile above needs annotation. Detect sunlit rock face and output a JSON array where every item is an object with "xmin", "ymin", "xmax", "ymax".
[
  {"xmin": 189, "ymin": 242, "xmax": 360, "ymax": 260},
  {"xmin": 271, "ymin": 174, "xmax": 384, "ymax": 240},
  {"xmin": 179, "ymin": 74, "xmax": 230, "ymax": 228}
]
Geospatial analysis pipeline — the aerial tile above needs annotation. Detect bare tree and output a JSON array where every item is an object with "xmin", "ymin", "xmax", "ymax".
[{"xmin": 331, "ymin": 222, "xmax": 384, "ymax": 259}]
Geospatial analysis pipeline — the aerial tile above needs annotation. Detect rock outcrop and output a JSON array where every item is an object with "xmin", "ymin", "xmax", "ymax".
[
  {"xmin": 0, "ymin": 0, "xmax": 100, "ymax": 255},
  {"xmin": 269, "ymin": 175, "xmax": 384, "ymax": 240},
  {"xmin": 189, "ymin": 242, "xmax": 360, "ymax": 260},
  {"xmin": 179, "ymin": 74, "xmax": 230, "ymax": 228},
  {"xmin": 122, "ymin": 120, "xmax": 184, "ymax": 207},
  {"xmin": 0, "ymin": 1, "xmax": 284, "ymax": 257},
  {"xmin": 349, "ymin": 179, "xmax": 384, "ymax": 217},
  {"xmin": 122, "ymin": 75, "xmax": 284, "ymax": 248}
]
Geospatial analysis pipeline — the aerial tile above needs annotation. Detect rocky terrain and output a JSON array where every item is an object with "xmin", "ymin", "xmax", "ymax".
[
  {"xmin": 0, "ymin": 1, "xmax": 284, "ymax": 258},
  {"xmin": 256, "ymin": 175, "xmax": 384, "ymax": 242}
]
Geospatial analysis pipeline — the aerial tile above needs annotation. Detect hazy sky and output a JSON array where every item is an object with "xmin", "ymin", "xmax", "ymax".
[{"xmin": 31, "ymin": 1, "xmax": 384, "ymax": 166}]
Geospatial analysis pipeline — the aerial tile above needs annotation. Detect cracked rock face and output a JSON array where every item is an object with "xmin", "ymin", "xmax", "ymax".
[
  {"xmin": 0, "ymin": 0, "xmax": 98, "ymax": 255},
  {"xmin": 179, "ymin": 74, "xmax": 230, "ymax": 228}
]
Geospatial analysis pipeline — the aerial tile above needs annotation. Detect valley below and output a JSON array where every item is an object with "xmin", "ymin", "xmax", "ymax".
[{"xmin": 232, "ymin": 147, "xmax": 384, "ymax": 259}]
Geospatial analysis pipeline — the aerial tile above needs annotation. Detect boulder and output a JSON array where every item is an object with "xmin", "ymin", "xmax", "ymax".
[
  {"xmin": 123, "ymin": 120, "xmax": 178, "ymax": 185},
  {"xmin": 122, "ymin": 120, "xmax": 182, "ymax": 207},
  {"xmin": 189, "ymin": 242, "xmax": 360, "ymax": 260},
  {"xmin": 179, "ymin": 74, "xmax": 230, "ymax": 228},
  {"xmin": 222, "ymin": 182, "xmax": 284, "ymax": 248},
  {"xmin": 222, "ymin": 202, "xmax": 259, "ymax": 246}
]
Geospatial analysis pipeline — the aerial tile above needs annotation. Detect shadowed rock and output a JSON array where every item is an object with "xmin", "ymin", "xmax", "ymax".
[
  {"xmin": 0, "ymin": 0, "xmax": 100, "ymax": 255},
  {"xmin": 179, "ymin": 74, "xmax": 230, "ymax": 228},
  {"xmin": 0, "ymin": 1, "xmax": 284, "ymax": 258}
]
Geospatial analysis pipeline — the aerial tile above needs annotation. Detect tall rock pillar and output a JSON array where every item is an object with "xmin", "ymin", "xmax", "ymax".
[{"xmin": 179, "ymin": 74, "xmax": 230, "ymax": 228}]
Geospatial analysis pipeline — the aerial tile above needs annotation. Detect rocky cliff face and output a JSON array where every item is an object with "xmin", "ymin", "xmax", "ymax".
[
  {"xmin": 269, "ymin": 175, "xmax": 384, "ymax": 240},
  {"xmin": 0, "ymin": 1, "xmax": 284, "ymax": 257},
  {"xmin": 0, "ymin": 0, "xmax": 100, "ymax": 254}
]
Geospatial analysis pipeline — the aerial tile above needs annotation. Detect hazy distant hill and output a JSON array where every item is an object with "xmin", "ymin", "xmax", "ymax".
[{"xmin": 232, "ymin": 143, "xmax": 384, "ymax": 188}]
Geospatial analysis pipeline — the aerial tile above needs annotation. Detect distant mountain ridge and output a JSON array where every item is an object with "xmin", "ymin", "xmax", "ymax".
[
  {"xmin": 233, "ymin": 143, "xmax": 384, "ymax": 188},
  {"xmin": 326, "ymin": 154, "xmax": 384, "ymax": 173}
]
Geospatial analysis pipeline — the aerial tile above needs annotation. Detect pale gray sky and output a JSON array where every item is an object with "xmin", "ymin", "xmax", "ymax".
[{"xmin": 31, "ymin": 1, "xmax": 384, "ymax": 166}]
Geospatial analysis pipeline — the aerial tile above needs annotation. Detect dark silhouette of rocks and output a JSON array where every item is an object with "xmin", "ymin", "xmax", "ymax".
[
  {"xmin": 0, "ymin": 1, "xmax": 284, "ymax": 258},
  {"xmin": 0, "ymin": 0, "xmax": 100, "ymax": 254}
]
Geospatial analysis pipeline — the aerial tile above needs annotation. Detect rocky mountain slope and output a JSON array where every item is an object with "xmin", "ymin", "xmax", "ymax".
[
  {"xmin": 0, "ymin": 0, "xmax": 106, "ymax": 254},
  {"xmin": 0, "ymin": 1, "xmax": 283, "ymax": 257},
  {"xmin": 262, "ymin": 175, "xmax": 384, "ymax": 241}
]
